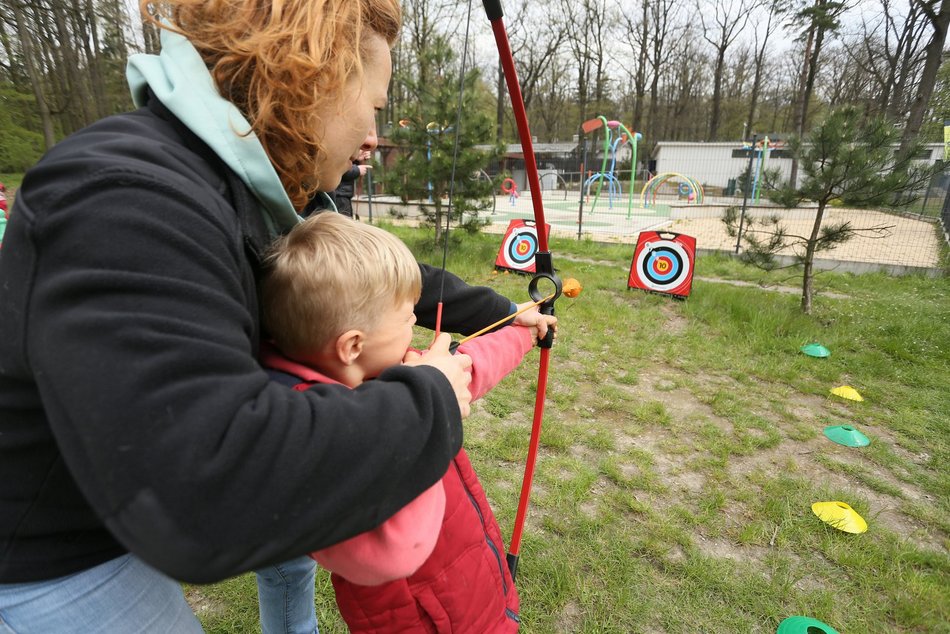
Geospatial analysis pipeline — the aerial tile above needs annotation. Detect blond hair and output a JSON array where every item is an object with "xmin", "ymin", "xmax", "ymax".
[
  {"xmin": 141, "ymin": 0, "xmax": 401, "ymax": 209},
  {"xmin": 262, "ymin": 213, "xmax": 422, "ymax": 357}
]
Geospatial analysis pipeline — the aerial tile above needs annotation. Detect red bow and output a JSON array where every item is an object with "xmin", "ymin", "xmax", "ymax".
[{"xmin": 482, "ymin": 0, "xmax": 562, "ymax": 582}]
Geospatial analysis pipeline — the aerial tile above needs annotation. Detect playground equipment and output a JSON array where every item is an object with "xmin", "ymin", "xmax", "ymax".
[
  {"xmin": 581, "ymin": 116, "xmax": 642, "ymax": 218},
  {"xmin": 501, "ymin": 177, "xmax": 520, "ymax": 206},
  {"xmin": 641, "ymin": 172, "xmax": 704, "ymax": 207},
  {"xmin": 741, "ymin": 135, "xmax": 778, "ymax": 202}
]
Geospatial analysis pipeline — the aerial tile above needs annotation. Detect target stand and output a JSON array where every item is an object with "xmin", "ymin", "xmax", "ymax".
[
  {"xmin": 627, "ymin": 231, "xmax": 696, "ymax": 299},
  {"xmin": 494, "ymin": 219, "xmax": 551, "ymax": 274}
]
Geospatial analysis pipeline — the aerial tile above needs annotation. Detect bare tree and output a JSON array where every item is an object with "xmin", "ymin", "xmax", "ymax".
[
  {"xmin": 644, "ymin": 0, "xmax": 684, "ymax": 156},
  {"xmin": 744, "ymin": 0, "xmax": 784, "ymax": 138},
  {"xmin": 501, "ymin": 0, "xmax": 568, "ymax": 141},
  {"xmin": 787, "ymin": 0, "xmax": 850, "ymax": 187},
  {"xmin": 534, "ymin": 54, "xmax": 572, "ymax": 141},
  {"xmin": 698, "ymin": 0, "xmax": 753, "ymax": 140},
  {"xmin": 621, "ymin": 0, "xmax": 651, "ymax": 132},
  {"xmin": 8, "ymin": 0, "xmax": 55, "ymax": 147},
  {"xmin": 899, "ymin": 0, "xmax": 950, "ymax": 155},
  {"xmin": 820, "ymin": 42, "xmax": 874, "ymax": 107},
  {"xmin": 845, "ymin": 0, "xmax": 928, "ymax": 120},
  {"xmin": 560, "ymin": 0, "xmax": 613, "ymax": 123},
  {"xmin": 663, "ymin": 29, "xmax": 708, "ymax": 140}
]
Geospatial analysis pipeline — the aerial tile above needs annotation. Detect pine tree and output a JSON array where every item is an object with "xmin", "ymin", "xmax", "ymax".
[
  {"xmin": 384, "ymin": 35, "xmax": 502, "ymax": 245},
  {"xmin": 724, "ymin": 107, "xmax": 936, "ymax": 313}
]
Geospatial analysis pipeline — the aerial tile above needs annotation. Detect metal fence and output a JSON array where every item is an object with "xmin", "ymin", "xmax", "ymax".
[{"xmin": 358, "ymin": 164, "xmax": 949, "ymax": 276}]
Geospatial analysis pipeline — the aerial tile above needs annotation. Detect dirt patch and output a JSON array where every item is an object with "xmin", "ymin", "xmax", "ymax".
[
  {"xmin": 592, "ymin": 352, "xmax": 947, "ymax": 555},
  {"xmin": 659, "ymin": 302, "xmax": 689, "ymax": 334},
  {"xmin": 184, "ymin": 587, "xmax": 227, "ymax": 620},
  {"xmin": 694, "ymin": 535, "xmax": 771, "ymax": 565},
  {"xmin": 693, "ymin": 276, "xmax": 851, "ymax": 300},
  {"xmin": 555, "ymin": 600, "xmax": 583, "ymax": 634}
]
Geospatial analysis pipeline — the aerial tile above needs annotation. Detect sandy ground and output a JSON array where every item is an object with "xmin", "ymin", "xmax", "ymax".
[
  {"xmin": 661, "ymin": 206, "xmax": 944, "ymax": 269},
  {"xmin": 361, "ymin": 194, "xmax": 945, "ymax": 271}
]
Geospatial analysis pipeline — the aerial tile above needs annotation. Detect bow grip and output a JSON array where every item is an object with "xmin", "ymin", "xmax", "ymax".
[
  {"xmin": 482, "ymin": 0, "xmax": 504, "ymax": 20},
  {"xmin": 528, "ymin": 252, "xmax": 560, "ymax": 349}
]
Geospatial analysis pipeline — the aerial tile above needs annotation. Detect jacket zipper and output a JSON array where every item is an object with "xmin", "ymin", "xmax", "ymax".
[{"xmin": 454, "ymin": 462, "xmax": 509, "ymax": 596}]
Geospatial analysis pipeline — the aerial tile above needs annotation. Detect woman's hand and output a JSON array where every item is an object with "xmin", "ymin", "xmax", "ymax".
[{"xmin": 403, "ymin": 333, "xmax": 473, "ymax": 417}]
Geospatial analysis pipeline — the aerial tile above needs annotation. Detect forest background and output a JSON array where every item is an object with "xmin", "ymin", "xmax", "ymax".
[{"xmin": 1, "ymin": 0, "xmax": 949, "ymax": 174}]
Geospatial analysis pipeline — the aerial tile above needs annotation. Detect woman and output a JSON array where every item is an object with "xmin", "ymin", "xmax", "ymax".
[{"xmin": 0, "ymin": 0, "xmax": 550, "ymax": 630}]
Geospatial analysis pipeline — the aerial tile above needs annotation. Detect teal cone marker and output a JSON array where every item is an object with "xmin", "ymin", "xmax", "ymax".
[{"xmin": 823, "ymin": 425, "xmax": 870, "ymax": 447}]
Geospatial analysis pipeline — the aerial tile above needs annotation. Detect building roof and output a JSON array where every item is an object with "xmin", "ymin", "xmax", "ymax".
[{"xmin": 475, "ymin": 142, "xmax": 581, "ymax": 157}]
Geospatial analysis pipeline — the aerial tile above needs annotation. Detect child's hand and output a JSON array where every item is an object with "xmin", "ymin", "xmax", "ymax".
[
  {"xmin": 403, "ymin": 333, "xmax": 473, "ymax": 417},
  {"xmin": 512, "ymin": 302, "xmax": 558, "ymax": 343}
]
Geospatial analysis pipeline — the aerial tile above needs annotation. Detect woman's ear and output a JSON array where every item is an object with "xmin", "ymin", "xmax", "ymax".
[{"xmin": 335, "ymin": 330, "xmax": 365, "ymax": 365}]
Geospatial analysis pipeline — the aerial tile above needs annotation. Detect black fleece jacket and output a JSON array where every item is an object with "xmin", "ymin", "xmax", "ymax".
[{"xmin": 0, "ymin": 97, "xmax": 513, "ymax": 584}]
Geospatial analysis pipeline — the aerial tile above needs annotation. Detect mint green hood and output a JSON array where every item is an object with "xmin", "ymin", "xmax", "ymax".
[{"xmin": 127, "ymin": 29, "xmax": 300, "ymax": 236}]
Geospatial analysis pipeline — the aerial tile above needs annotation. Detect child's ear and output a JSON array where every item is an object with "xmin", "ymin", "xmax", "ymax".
[{"xmin": 335, "ymin": 330, "xmax": 365, "ymax": 365}]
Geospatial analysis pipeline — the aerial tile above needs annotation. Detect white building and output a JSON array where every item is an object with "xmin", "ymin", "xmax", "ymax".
[{"xmin": 653, "ymin": 141, "xmax": 944, "ymax": 193}]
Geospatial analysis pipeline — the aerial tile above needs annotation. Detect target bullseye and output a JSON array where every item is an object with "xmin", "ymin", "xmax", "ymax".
[
  {"xmin": 628, "ymin": 231, "xmax": 696, "ymax": 298},
  {"xmin": 495, "ymin": 220, "xmax": 551, "ymax": 273}
]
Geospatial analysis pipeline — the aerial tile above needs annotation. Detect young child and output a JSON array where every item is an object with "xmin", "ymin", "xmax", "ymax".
[{"xmin": 261, "ymin": 212, "xmax": 554, "ymax": 632}]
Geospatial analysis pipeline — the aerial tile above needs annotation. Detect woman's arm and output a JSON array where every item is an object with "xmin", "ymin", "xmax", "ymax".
[
  {"xmin": 415, "ymin": 263, "xmax": 515, "ymax": 335},
  {"xmin": 12, "ymin": 148, "xmax": 463, "ymax": 583}
]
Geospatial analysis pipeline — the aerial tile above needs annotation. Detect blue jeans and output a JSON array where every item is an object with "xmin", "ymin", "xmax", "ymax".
[
  {"xmin": 256, "ymin": 556, "xmax": 318, "ymax": 634},
  {"xmin": 0, "ymin": 554, "xmax": 202, "ymax": 633}
]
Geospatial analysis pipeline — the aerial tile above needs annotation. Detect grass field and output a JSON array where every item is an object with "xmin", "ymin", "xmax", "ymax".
[{"xmin": 189, "ymin": 225, "xmax": 949, "ymax": 633}]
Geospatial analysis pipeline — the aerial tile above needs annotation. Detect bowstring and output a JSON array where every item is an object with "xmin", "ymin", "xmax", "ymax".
[{"xmin": 434, "ymin": 0, "xmax": 474, "ymax": 339}]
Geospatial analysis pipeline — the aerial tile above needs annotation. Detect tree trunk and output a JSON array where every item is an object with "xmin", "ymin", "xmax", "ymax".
[
  {"xmin": 789, "ymin": 23, "xmax": 816, "ymax": 189},
  {"xmin": 708, "ymin": 48, "xmax": 725, "ymax": 140},
  {"xmin": 631, "ymin": 0, "xmax": 648, "ymax": 131},
  {"xmin": 52, "ymin": 5, "xmax": 93, "ymax": 129},
  {"xmin": 12, "ymin": 0, "xmax": 56, "ymax": 149},
  {"xmin": 801, "ymin": 201, "xmax": 827, "ymax": 314},
  {"xmin": 745, "ymin": 7, "xmax": 776, "ymax": 139},
  {"xmin": 80, "ymin": 0, "xmax": 108, "ymax": 118},
  {"xmin": 900, "ymin": 0, "xmax": 950, "ymax": 157}
]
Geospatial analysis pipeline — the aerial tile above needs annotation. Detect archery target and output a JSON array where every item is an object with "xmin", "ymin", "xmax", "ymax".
[
  {"xmin": 495, "ymin": 219, "xmax": 551, "ymax": 273},
  {"xmin": 628, "ymin": 231, "xmax": 696, "ymax": 298}
]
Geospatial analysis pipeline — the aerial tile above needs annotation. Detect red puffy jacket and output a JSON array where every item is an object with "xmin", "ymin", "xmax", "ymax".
[
  {"xmin": 263, "ymin": 327, "xmax": 531, "ymax": 633},
  {"xmin": 330, "ymin": 448, "xmax": 519, "ymax": 633}
]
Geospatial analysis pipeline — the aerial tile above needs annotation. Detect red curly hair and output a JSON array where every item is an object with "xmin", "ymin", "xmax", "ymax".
[{"xmin": 141, "ymin": 0, "xmax": 400, "ymax": 209}]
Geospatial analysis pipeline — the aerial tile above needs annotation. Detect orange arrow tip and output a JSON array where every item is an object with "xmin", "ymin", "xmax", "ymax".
[{"xmin": 562, "ymin": 278, "xmax": 582, "ymax": 298}]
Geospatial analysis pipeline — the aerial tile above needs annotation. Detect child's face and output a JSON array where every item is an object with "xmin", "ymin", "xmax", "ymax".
[{"xmin": 359, "ymin": 299, "xmax": 417, "ymax": 380}]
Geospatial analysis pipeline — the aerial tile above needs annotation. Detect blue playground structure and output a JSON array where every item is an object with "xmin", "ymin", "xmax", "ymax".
[{"xmin": 581, "ymin": 116, "xmax": 642, "ymax": 217}]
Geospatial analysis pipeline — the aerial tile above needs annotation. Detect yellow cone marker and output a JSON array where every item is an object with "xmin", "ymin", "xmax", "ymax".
[
  {"xmin": 812, "ymin": 501, "xmax": 868, "ymax": 534},
  {"xmin": 830, "ymin": 385, "xmax": 863, "ymax": 401}
]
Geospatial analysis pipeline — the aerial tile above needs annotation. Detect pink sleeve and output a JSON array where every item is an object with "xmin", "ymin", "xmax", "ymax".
[
  {"xmin": 458, "ymin": 325, "xmax": 535, "ymax": 401},
  {"xmin": 310, "ymin": 481, "xmax": 445, "ymax": 586}
]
